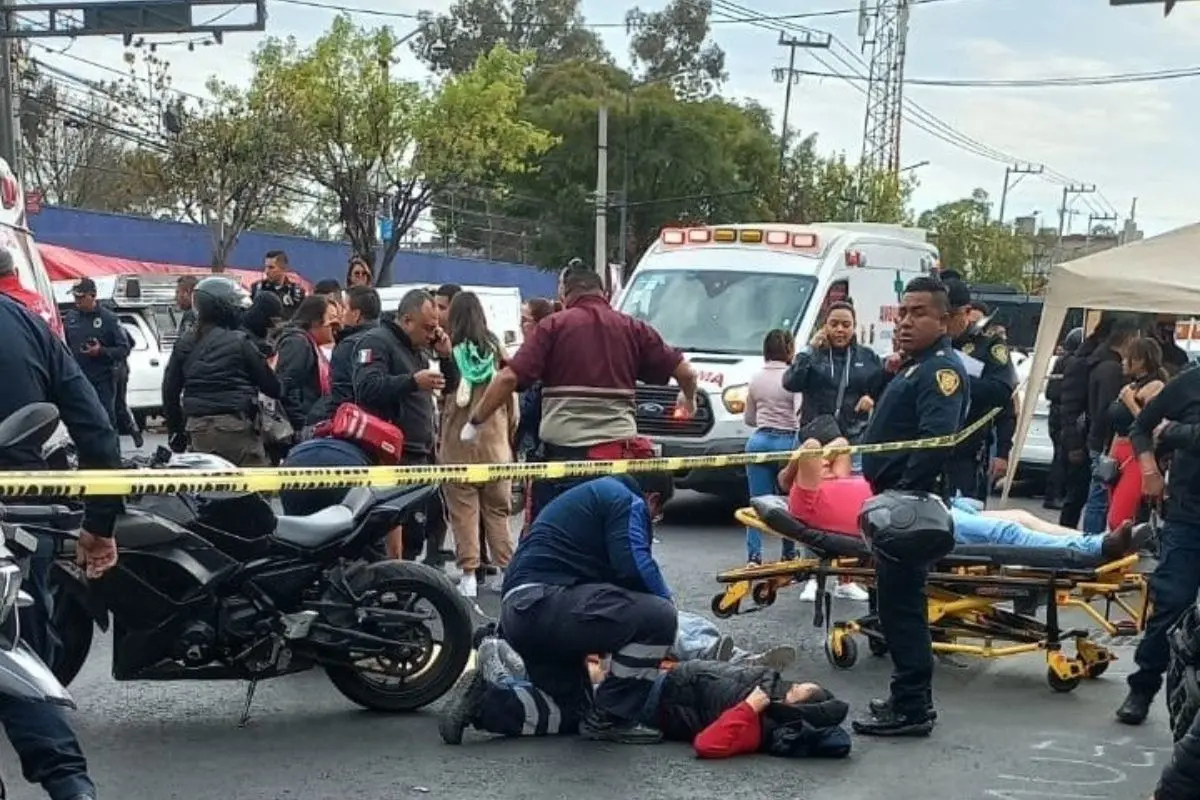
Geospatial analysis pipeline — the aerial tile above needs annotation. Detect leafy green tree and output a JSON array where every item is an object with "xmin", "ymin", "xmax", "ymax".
[
  {"xmin": 772, "ymin": 133, "xmax": 913, "ymax": 224},
  {"xmin": 626, "ymin": 0, "xmax": 726, "ymax": 97},
  {"xmin": 252, "ymin": 16, "xmax": 556, "ymax": 282},
  {"xmin": 410, "ymin": 0, "xmax": 608, "ymax": 76},
  {"xmin": 453, "ymin": 59, "xmax": 776, "ymax": 270},
  {"xmin": 917, "ymin": 188, "xmax": 1029, "ymax": 287}
]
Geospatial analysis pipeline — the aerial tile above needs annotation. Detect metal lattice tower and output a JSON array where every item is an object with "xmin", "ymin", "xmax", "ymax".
[{"xmin": 858, "ymin": 0, "xmax": 910, "ymax": 175}]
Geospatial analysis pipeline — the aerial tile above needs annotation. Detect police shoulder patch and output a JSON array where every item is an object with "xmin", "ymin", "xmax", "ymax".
[
  {"xmin": 961, "ymin": 342, "xmax": 975, "ymax": 356},
  {"xmin": 990, "ymin": 342, "xmax": 1009, "ymax": 365},
  {"xmin": 935, "ymin": 369, "xmax": 961, "ymax": 397}
]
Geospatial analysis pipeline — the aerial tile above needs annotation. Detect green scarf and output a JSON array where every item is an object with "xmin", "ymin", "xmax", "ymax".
[{"xmin": 453, "ymin": 341, "xmax": 497, "ymax": 386}]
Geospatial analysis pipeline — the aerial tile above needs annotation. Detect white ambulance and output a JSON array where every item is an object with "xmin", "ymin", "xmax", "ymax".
[{"xmin": 613, "ymin": 222, "xmax": 939, "ymax": 499}]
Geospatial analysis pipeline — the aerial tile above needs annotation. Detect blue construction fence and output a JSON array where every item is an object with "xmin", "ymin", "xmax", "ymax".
[{"xmin": 29, "ymin": 205, "xmax": 558, "ymax": 299}]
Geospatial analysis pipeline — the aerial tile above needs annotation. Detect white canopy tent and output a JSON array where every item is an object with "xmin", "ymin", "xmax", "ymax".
[{"xmin": 1003, "ymin": 222, "xmax": 1200, "ymax": 501}]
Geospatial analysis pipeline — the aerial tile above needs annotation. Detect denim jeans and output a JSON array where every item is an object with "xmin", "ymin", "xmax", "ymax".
[
  {"xmin": 1128, "ymin": 518, "xmax": 1200, "ymax": 697},
  {"xmin": 949, "ymin": 499, "xmax": 1104, "ymax": 558},
  {"xmin": 1081, "ymin": 450, "xmax": 1111, "ymax": 535},
  {"xmin": 0, "ymin": 697, "xmax": 95, "ymax": 800},
  {"xmin": 744, "ymin": 429, "xmax": 798, "ymax": 562}
]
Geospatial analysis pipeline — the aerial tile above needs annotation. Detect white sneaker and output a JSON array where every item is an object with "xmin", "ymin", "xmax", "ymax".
[
  {"xmin": 458, "ymin": 573, "xmax": 478, "ymax": 598},
  {"xmin": 798, "ymin": 579, "xmax": 817, "ymax": 603},
  {"xmin": 834, "ymin": 582, "xmax": 870, "ymax": 602},
  {"xmin": 486, "ymin": 569, "xmax": 504, "ymax": 593}
]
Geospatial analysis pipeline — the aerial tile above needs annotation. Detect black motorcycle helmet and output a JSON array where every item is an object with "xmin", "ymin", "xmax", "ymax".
[
  {"xmin": 1063, "ymin": 326, "xmax": 1084, "ymax": 354},
  {"xmin": 858, "ymin": 491, "xmax": 956, "ymax": 565},
  {"xmin": 193, "ymin": 276, "xmax": 245, "ymax": 329}
]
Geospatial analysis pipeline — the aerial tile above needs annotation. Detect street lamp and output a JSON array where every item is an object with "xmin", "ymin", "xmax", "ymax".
[{"xmin": 899, "ymin": 160, "xmax": 930, "ymax": 174}]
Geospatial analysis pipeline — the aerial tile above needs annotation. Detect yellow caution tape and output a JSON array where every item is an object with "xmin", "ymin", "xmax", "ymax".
[{"xmin": 0, "ymin": 409, "xmax": 1000, "ymax": 497}]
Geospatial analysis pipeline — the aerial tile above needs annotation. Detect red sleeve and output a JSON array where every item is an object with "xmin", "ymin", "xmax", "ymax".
[
  {"xmin": 508, "ymin": 319, "xmax": 553, "ymax": 389},
  {"xmin": 633, "ymin": 319, "xmax": 683, "ymax": 385},
  {"xmin": 693, "ymin": 702, "xmax": 762, "ymax": 759}
]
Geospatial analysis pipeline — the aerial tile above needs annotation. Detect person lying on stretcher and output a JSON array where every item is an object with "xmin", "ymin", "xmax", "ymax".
[
  {"xmin": 466, "ymin": 636, "xmax": 852, "ymax": 759},
  {"xmin": 779, "ymin": 436, "xmax": 1148, "ymax": 561}
]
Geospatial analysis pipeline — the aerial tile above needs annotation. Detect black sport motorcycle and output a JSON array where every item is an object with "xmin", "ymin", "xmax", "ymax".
[{"xmin": 40, "ymin": 412, "xmax": 473, "ymax": 719}]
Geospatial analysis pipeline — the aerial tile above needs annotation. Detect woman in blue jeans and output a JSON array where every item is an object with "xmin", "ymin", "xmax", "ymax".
[{"xmin": 743, "ymin": 330, "xmax": 800, "ymax": 565}]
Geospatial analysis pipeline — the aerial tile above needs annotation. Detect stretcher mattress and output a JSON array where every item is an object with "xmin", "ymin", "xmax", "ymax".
[{"xmin": 749, "ymin": 496, "xmax": 1106, "ymax": 571}]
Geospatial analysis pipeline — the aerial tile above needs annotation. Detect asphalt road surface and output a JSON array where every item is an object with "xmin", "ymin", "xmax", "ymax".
[{"xmin": 1, "ymin": 436, "xmax": 1175, "ymax": 799}]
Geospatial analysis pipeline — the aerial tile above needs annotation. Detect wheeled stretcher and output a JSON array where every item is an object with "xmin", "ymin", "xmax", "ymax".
[{"xmin": 711, "ymin": 496, "xmax": 1149, "ymax": 693}]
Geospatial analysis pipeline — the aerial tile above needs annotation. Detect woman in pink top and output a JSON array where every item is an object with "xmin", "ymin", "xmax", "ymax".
[{"xmin": 743, "ymin": 330, "xmax": 800, "ymax": 564}]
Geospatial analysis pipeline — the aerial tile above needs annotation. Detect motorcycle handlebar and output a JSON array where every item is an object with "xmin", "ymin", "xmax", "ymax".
[{"xmin": 0, "ymin": 503, "xmax": 81, "ymax": 526}]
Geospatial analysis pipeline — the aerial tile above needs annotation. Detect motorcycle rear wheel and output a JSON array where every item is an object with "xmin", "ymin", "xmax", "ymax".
[{"xmin": 325, "ymin": 560, "xmax": 472, "ymax": 712}]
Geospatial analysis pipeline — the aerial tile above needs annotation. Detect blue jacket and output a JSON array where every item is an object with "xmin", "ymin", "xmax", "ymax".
[
  {"xmin": 63, "ymin": 305, "xmax": 129, "ymax": 385},
  {"xmin": 0, "ymin": 295, "xmax": 123, "ymax": 535},
  {"xmin": 503, "ymin": 476, "xmax": 672, "ymax": 600}
]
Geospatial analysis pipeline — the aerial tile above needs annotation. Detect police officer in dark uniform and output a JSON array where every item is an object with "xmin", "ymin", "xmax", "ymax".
[
  {"xmin": 1158, "ymin": 598, "xmax": 1200, "ymax": 798},
  {"xmin": 0, "ymin": 292, "xmax": 123, "ymax": 800},
  {"xmin": 942, "ymin": 278, "xmax": 1017, "ymax": 500},
  {"xmin": 853, "ymin": 276, "xmax": 968, "ymax": 738},
  {"xmin": 62, "ymin": 277, "xmax": 129, "ymax": 428}
]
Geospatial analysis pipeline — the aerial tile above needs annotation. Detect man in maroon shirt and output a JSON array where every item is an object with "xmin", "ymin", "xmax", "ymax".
[{"xmin": 465, "ymin": 266, "xmax": 697, "ymax": 520}]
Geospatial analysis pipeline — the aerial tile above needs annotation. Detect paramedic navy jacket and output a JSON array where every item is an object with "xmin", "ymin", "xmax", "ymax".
[
  {"xmin": 860, "ymin": 335, "xmax": 968, "ymax": 495},
  {"xmin": 1130, "ymin": 367, "xmax": 1200, "ymax": 525},
  {"xmin": 0, "ymin": 295, "xmax": 123, "ymax": 536},
  {"xmin": 502, "ymin": 476, "xmax": 672, "ymax": 600},
  {"xmin": 63, "ymin": 302, "xmax": 128, "ymax": 386}
]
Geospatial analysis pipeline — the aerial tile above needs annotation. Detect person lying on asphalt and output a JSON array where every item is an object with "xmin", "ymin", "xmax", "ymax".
[
  {"xmin": 440, "ymin": 637, "xmax": 852, "ymax": 760},
  {"xmin": 780, "ymin": 436, "xmax": 1147, "ymax": 561}
]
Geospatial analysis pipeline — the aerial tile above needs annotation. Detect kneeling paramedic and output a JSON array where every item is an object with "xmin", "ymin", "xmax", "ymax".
[
  {"xmin": 444, "ymin": 637, "xmax": 852, "ymax": 760},
  {"xmin": 1157, "ymin": 597, "xmax": 1200, "ymax": 799},
  {"xmin": 440, "ymin": 474, "xmax": 677, "ymax": 745},
  {"xmin": 854, "ymin": 276, "xmax": 967, "ymax": 738}
]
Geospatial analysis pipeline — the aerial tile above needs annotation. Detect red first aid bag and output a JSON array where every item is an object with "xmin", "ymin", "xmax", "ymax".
[{"xmin": 312, "ymin": 403, "xmax": 404, "ymax": 465}]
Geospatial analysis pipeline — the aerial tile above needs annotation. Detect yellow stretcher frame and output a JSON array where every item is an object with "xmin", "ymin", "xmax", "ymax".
[{"xmin": 713, "ymin": 508, "xmax": 1150, "ymax": 694}]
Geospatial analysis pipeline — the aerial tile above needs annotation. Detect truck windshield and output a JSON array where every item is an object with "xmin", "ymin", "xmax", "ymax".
[{"xmin": 618, "ymin": 269, "xmax": 817, "ymax": 355}]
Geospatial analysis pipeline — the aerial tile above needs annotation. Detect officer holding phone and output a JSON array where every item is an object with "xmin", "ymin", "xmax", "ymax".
[{"xmin": 63, "ymin": 278, "xmax": 129, "ymax": 426}]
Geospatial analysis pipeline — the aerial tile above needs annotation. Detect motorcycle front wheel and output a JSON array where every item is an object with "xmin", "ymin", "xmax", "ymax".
[
  {"xmin": 49, "ymin": 569, "xmax": 94, "ymax": 688},
  {"xmin": 324, "ymin": 560, "xmax": 473, "ymax": 712}
]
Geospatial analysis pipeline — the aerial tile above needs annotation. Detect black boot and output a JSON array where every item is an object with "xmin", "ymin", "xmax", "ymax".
[
  {"xmin": 869, "ymin": 696, "xmax": 938, "ymax": 723},
  {"xmin": 438, "ymin": 669, "xmax": 487, "ymax": 745},
  {"xmin": 853, "ymin": 702, "xmax": 934, "ymax": 737},
  {"xmin": 1115, "ymin": 689, "xmax": 1153, "ymax": 725},
  {"xmin": 579, "ymin": 709, "xmax": 663, "ymax": 744}
]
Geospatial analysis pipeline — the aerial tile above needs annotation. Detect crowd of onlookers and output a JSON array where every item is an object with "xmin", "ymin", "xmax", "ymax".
[{"xmin": 161, "ymin": 248, "xmax": 564, "ymax": 599}]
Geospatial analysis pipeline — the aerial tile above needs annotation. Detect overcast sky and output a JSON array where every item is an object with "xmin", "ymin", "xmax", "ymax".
[{"xmin": 25, "ymin": 0, "xmax": 1200, "ymax": 237}]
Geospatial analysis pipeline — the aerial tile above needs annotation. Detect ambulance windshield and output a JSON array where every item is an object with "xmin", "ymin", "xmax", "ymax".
[{"xmin": 618, "ymin": 269, "xmax": 817, "ymax": 355}]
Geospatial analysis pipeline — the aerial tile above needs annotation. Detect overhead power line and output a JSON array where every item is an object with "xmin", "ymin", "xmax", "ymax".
[
  {"xmin": 701, "ymin": 0, "xmax": 1091, "ymax": 187},
  {"xmin": 791, "ymin": 64, "xmax": 1200, "ymax": 88},
  {"xmin": 272, "ymin": 0, "xmax": 959, "ymax": 25}
]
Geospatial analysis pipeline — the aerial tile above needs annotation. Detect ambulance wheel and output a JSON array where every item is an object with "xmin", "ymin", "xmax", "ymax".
[
  {"xmin": 1047, "ymin": 669, "xmax": 1081, "ymax": 693},
  {"xmin": 751, "ymin": 582, "xmax": 777, "ymax": 607},
  {"xmin": 868, "ymin": 636, "xmax": 889, "ymax": 657},
  {"xmin": 825, "ymin": 636, "xmax": 858, "ymax": 670},
  {"xmin": 1086, "ymin": 661, "xmax": 1110, "ymax": 679},
  {"xmin": 711, "ymin": 594, "xmax": 738, "ymax": 619}
]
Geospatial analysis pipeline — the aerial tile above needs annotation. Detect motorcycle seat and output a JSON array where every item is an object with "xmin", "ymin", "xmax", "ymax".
[{"xmin": 273, "ymin": 505, "xmax": 357, "ymax": 549}]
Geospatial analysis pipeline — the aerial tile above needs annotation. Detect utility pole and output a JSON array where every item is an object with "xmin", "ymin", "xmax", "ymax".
[
  {"xmin": 997, "ymin": 163, "xmax": 1043, "ymax": 224},
  {"xmin": 774, "ymin": 31, "xmax": 831, "ymax": 177},
  {"xmin": 0, "ymin": 0, "xmax": 17, "ymax": 172},
  {"xmin": 1057, "ymin": 183, "xmax": 1096, "ymax": 247},
  {"xmin": 1085, "ymin": 212, "xmax": 1117, "ymax": 242},
  {"xmin": 594, "ymin": 105, "xmax": 608, "ymax": 283}
]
